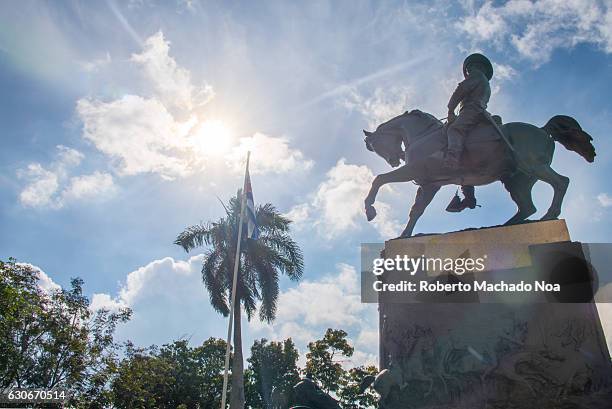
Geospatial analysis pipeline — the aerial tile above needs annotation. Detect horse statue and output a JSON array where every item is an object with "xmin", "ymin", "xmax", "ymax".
[{"xmin": 363, "ymin": 110, "xmax": 596, "ymax": 238}]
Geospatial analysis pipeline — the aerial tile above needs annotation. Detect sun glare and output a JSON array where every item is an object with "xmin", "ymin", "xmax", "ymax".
[{"xmin": 191, "ymin": 119, "xmax": 234, "ymax": 156}]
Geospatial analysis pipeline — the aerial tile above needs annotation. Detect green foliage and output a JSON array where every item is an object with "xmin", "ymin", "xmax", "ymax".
[
  {"xmin": 175, "ymin": 192, "xmax": 304, "ymax": 322},
  {"xmin": 306, "ymin": 329, "xmax": 355, "ymax": 393},
  {"xmin": 0, "ymin": 258, "xmax": 131, "ymax": 407},
  {"xmin": 175, "ymin": 191, "xmax": 304, "ymax": 409},
  {"xmin": 338, "ymin": 366, "xmax": 379, "ymax": 409},
  {"xmin": 246, "ymin": 338, "xmax": 300, "ymax": 408},
  {"xmin": 111, "ymin": 338, "xmax": 228, "ymax": 409},
  {"xmin": 111, "ymin": 344, "xmax": 175, "ymax": 408}
]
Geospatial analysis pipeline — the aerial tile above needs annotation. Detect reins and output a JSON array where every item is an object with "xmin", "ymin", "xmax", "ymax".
[{"xmin": 404, "ymin": 116, "xmax": 448, "ymax": 143}]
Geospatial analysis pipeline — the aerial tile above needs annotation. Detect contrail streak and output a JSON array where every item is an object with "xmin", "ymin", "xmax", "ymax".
[
  {"xmin": 106, "ymin": 0, "xmax": 142, "ymax": 46},
  {"xmin": 299, "ymin": 54, "xmax": 433, "ymax": 109}
]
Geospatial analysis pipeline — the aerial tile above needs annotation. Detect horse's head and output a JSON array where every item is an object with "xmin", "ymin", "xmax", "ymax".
[
  {"xmin": 363, "ymin": 129, "xmax": 404, "ymax": 167},
  {"xmin": 363, "ymin": 110, "xmax": 442, "ymax": 168}
]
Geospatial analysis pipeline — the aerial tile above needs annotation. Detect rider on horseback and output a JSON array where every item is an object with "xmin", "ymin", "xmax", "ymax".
[
  {"xmin": 444, "ymin": 53, "xmax": 494, "ymax": 212},
  {"xmin": 292, "ymin": 373, "xmax": 341, "ymax": 409}
]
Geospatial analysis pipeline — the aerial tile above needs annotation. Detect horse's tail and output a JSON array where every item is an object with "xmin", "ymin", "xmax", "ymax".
[{"xmin": 542, "ymin": 115, "xmax": 596, "ymax": 163}]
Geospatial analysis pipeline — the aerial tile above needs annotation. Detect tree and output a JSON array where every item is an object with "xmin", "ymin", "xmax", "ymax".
[
  {"xmin": 338, "ymin": 366, "xmax": 379, "ymax": 409},
  {"xmin": 246, "ymin": 338, "xmax": 300, "ymax": 408},
  {"xmin": 111, "ymin": 338, "xmax": 228, "ymax": 409},
  {"xmin": 111, "ymin": 344, "xmax": 175, "ymax": 408},
  {"xmin": 192, "ymin": 337, "xmax": 228, "ymax": 408},
  {"xmin": 159, "ymin": 338, "xmax": 228, "ymax": 409},
  {"xmin": 0, "ymin": 258, "xmax": 131, "ymax": 407},
  {"xmin": 175, "ymin": 193, "xmax": 304, "ymax": 409},
  {"xmin": 305, "ymin": 329, "xmax": 354, "ymax": 393}
]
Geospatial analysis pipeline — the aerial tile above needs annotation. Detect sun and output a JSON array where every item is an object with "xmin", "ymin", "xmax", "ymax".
[{"xmin": 191, "ymin": 119, "xmax": 234, "ymax": 156}]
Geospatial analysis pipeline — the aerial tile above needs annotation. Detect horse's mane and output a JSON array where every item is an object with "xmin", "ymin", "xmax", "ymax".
[{"xmin": 375, "ymin": 109, "xmax": 442, "ymax": 133}]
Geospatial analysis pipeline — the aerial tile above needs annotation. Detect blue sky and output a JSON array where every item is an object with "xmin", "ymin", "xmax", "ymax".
[{"xmin": 2, "ymin": 0, "xmax": 612, "ymax": 365}]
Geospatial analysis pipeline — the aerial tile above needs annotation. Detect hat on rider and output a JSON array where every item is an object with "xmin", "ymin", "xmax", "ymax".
[{"xmin": 463, "ymin": 53, "xmax": 493, "ymax": 80}]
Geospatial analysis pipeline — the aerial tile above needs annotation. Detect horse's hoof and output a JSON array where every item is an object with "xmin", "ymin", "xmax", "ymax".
[
  {"xmin": 540, "ymin": 214, "xmax": 559, "ymax": 221},
  {"xmin": 365, "ymin": 205, "xmax": 377, "ymax": 221}
]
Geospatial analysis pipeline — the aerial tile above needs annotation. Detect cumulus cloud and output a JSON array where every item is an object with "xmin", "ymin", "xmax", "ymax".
[
  {"xmin": 16, "ymin": 262, "xmax": 62, "ymax": 293},
  {"xmin": 77, "ymin": 95, "xmax": 199, "ymax": 179},
  {"xmin": 19, "ymin": 163, "xmax": 61, "ymax": 208},
  {"xmin": 290, "ymin": 159, "xmax": 401, "ymax": 239},
  {"xmin": 284, "ymin": 203, "xmax": 311, "ymax": 229},
  {"xmin": 61, "ymin": 171, "xmax": 116, "ymax": 202},
  {"xmin": 458, "ymin": 0, "xmax": 612, "ymax": 64},
  {"xmin": 249, "ymin": 263, "xmax": 379, "ymax": 368},
  {"xmin": 91, "ymin": 255, "xmax": 205, "ymax": 312},
  {"xmin": 226, "ymin": 133, "xmax": 314, "ymax": 175},
  {"xmin": 77, "ymin": 31, "xmax": 310, "ymax": 179},
  {"xmin": 131, "ymin": 31, "xmax": 214, "ymax": 113},
  {"xmin": 18, "ymin": 146, "xmax": 114, "ymax": 209},
  {"xmin": 90, "ymin": 255, "xmax": 378, "ymax": 366},
  {"xmin": 88, "ymin": 254, "xmax": 225, "ymax": 345}
]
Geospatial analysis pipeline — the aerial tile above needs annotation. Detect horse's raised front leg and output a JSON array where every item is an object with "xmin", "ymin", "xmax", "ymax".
[
  {"xmin": 365, "ymin": 165, "xmax": 416, "ymax": 222},
  {"xmin": 399, "ymin": 184, "xmax": 440, "ymax": 238}
]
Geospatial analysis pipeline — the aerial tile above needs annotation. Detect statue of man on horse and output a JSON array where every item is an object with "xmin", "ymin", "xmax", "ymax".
[
  {"xmin": 362, "ymin": 53, "xmax": 596, "ymax": 238},
  {"xmin": 445, "ymin": 53, "xmax": 494, "ymax": 212}
]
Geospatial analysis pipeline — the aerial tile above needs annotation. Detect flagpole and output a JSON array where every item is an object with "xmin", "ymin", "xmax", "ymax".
[{"xmin": 220, "ymin": 151, "xmax": 250, "ymax": 409}]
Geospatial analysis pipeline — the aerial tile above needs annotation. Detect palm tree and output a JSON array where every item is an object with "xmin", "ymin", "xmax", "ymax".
[{"xmin": 174, "ymin": 192, "xmax": 303, "ymax": 409}]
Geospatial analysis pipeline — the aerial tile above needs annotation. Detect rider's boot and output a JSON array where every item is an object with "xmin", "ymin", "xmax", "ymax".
[
  {"xmin": 461, "ymin": 185, "xmax": 477, "ymax": 209},
  {"xmin": 446, "ymin": 185, "xmax": 477, "ymax": 212}
]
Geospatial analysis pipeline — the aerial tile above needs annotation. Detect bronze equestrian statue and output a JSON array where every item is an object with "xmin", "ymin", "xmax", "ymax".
[
  {"xmin": 290, "ymin": 373, "xmax": 341, "ymax": 409},
  {"xmin": 363, "ymin": 53, "xmax": 596, "ymax": 238},
  {"xmin": 445, "ymin": 53, "xmax": 494, "ymax": 212}
]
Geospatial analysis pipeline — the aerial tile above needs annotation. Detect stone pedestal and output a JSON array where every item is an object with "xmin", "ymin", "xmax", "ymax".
[{"xmin": 377, "ymin": 220, "xmax": 612, "ymax": 409}]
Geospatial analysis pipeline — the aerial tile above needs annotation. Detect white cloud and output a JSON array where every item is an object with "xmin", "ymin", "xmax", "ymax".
[
  {"xmin": 597, "ymin": 193, "xmax": 612, "ymax": 208},
  {"xmin": 76, "ymin": 31, "xmax": 310, "ymax": 180},
  {"xmin": 94, "ymin": 255, "xmax": 205, "ymax": 311},
  {"xmin": 19, "ymin": 163, "xmax": 60, "ymax": 208},
  {"xmin": 16, "ymin": 262, "xmax": 62, "ymax": 293},
  {"xmin": 18, "ymin": 145, "xmax": 116, "ymax": 209},
  {"xmin": 88, "ymin": 259, "xmax": 379, "ymax": 366},
  {"xmin": 342, "ymin": 86, "xmax": 414, "ymax": 130},
  {"xmin": 61, "ymin": 171, "xmax": 116, "ymax": 202},
  {"xmin": 89, "ymin": 254, "xmax": 373, "ymax": 359},
  {"xmin": 55, "ymin": 145, "xmax": 85, "ymax": 167},
  {"xmin": 457, "ymin": 1, "xmax": 508, "ymax": 43},
  {"xmin": 284, "ymin": 203, "xmax": 311, "ymax": 229},
  {"xmin": 492, "ymin": 62, "xmax": 517, "ymax": 81},
  {"xmin": 291, "ymin": 159, "xmax": 401, "ymax": 239},
  {"xmin": 131, "ymin": 31, "xmax": 214, "ymax": 114},
  {"xmin": 88, "ymin": 254, "xmax": 225, "ymax": 346},
  {"xmin": 90, "ymin": 293, "xmax": 127, "ymax": 312},
  {"xmin": 249, "ymin": 263, "xmax": 379, "ymax": 368},
  {"xmin": 458, "ymin": 0, "xmax": 612, "ymax": 64},
  {"xmin": 226, "ymin": 132, "xmax": 314, "ymax": 175},
  {"xmin": 77, "ymin": 95, "xmax": 199, "ymax": 179},
  {"xmin": 18, "ymin": 146, "xmax": 108, "ymax": 209}
]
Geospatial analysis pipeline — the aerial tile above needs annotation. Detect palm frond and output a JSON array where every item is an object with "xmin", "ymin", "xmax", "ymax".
[
  {"xmin": 174, "ymin": 224, "xmax": 213, "ymax": 252},
  {"xmin": 202, "ymin": 249, "xmax": 230, "ymax": 316},
  {"xmin": 175, "ymin": 192, "xmax": 304, "ymax": 325}
]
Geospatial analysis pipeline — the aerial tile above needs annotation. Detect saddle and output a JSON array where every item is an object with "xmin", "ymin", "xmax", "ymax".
[{"xmin": 405, "ymin": 114, "xmax": 506, "ymax": 165}]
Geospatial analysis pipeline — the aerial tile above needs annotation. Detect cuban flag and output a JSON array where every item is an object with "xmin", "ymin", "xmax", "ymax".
[{"xmin": 244, "ymin": 166, "xmax": 259, "ymax": 240}]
